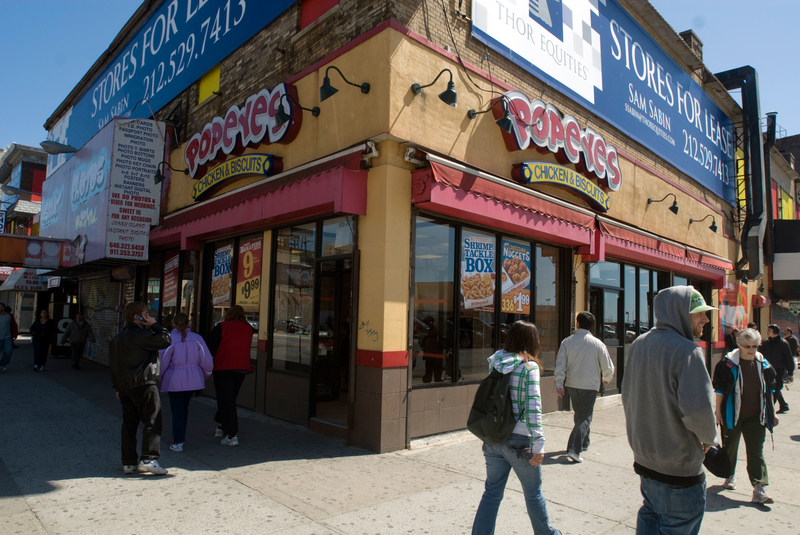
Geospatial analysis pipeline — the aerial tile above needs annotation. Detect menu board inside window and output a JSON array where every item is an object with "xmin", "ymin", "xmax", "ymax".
[
  {"xmin": 236, "ymin": 237, "xmax": 262, "ymax": 312},
  {"xmin": 211, "ymin": 243, "xmax": 233, "ymax": 308},
  {"xmin": 163, "ymin": 251, "xmax": 180, "ymax": 308},
  {"xmin": 500, "ymin": 239, "xmax": 532, "ymax": 315}
]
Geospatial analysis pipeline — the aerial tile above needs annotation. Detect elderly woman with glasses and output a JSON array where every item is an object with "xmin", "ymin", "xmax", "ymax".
[{"xmin": 712, "ymin": 328, "xmax": 778, "ymax": 504}]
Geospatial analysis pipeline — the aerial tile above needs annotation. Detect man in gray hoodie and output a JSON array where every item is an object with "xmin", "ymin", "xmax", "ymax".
[{"xmin": 621, "ymin": 286, "xmax": 717, "ymax": 534}]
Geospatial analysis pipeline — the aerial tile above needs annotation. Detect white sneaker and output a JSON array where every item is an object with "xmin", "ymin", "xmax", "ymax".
[
  {"xmin": 123, "ymin": 465, "xmax": 137, "ymax": 474},
  {"xmin": 169, "ymin": 443, "xmax": 184, "ymax": 452},
  {"xmin": 214, "ymin": 426, "xmax": 224, "ymax": 438},
  {"xmin": 722, "ymin": 476, "xmax": 736, "ymax": 490},
  {"xmin": 221, "ymin": 435, "xmax": 239, "ymax": 447},
  {"xmin": 566, "ymin": 451, "xmax": 583, "ymax": 463},
  {"xmin": 138, "ymin": 459, "xmax": 168, "ymax": 475},
  {"xmin": 752, "ymin": 485, "xmax": 774, "ymax": 504}
]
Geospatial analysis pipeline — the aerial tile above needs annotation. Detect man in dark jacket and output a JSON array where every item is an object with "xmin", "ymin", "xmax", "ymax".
[
  {"xmin": 109, "ymin": 302, "xmax": 171, "ymax": 475},
  {"xmin": 60, "ymin": 312, "xmax": 96, "ymax": 370},
  {"xmin": 759, "ymin": 324, "xmax": 794, "ymax": 414}
]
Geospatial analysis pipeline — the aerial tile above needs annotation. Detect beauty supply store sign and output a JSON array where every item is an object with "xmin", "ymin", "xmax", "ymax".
[
  {"xmin": 45, "ymin": 0, "xmax": 295, "ymax": 176},
  {"xmin": 40, "ymin": 119, "xmax": 164, "ymax": 263},
  {"xmin": 473, "ymin": 0, "xmax": 736, "ymax": 205}
]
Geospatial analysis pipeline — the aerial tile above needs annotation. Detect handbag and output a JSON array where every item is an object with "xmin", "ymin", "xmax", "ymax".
[{"xmin": 703, "ymin": 425, "xmax": 731, "ymax": 478}]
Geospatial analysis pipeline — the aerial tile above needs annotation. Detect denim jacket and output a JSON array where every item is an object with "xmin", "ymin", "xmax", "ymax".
[{"xmin": 712, "ymin": 349, "xmax": 776, "ymax": 432}]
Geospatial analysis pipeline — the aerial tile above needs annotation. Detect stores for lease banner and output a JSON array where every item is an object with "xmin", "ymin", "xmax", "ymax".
[{"xmin": 42, "ymin": 0, "xmax": 758, "ymax": 453}]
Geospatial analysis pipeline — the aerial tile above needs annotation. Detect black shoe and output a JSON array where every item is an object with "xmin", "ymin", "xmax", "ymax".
[
  {"xmin": 72, "ymin": 363, "xmax": 79, "ymax": 370},
  {"xmin": 777, "ymin": 406, "xmax": 789, "ymax": 414}
]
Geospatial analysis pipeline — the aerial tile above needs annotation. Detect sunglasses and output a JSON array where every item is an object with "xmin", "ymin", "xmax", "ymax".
[{"xmin": 739, "ymin": 344, "xmax": 758, "ymax": 350}]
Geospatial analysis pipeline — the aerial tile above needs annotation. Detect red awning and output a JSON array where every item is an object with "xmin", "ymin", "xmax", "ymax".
[
  {"xmin": 150, "ymin": 150, "xmax": 368, "ymax": 249},
  {"xmin": 412, "ymin": 160, "xmax": 596, "ymax": 247}
]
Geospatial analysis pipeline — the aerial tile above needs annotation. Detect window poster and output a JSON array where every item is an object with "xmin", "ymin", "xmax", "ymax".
[
  {"xmin": 163, "ymin": 251, "xmax": 180, "ymax": 308},
  {"xmin": 500, "ymin": 239, "xmax": 532, "ymax": 315},
  {"xmin": 461, "ymin": 232, "xmax": 495, "ymax": 310},
  {"xmin": 211, "ymin": 244, "xmax": 233, "ymax": 307},
  {"xmin": 236, "ymin": 237, "xmax": 262, "ymax": 311}
]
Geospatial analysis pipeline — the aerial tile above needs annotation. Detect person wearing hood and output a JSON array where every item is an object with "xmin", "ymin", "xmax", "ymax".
[
  {"xmin": 621, "ymin": 286, "xmax": 717, "ymax": 534},
  {"xmin": 471, "ymin": 321, "xmax": 561, "ymax": 535},
  {"xmin": 712, "ymin": 328, "xmax": 777, "ymax": 504},
  {"xmin": 759, "ymin": 324, "xmax": 793, "ymax": 414}
]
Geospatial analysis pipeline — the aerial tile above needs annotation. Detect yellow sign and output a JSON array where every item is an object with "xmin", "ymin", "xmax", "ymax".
[
  {"xmin": 192, "ymin": 154, "xmax": 280, "ymax": 201},
  {"xmin": 514, "ymin": 162, "xmax": 610, "ymax": 211}
]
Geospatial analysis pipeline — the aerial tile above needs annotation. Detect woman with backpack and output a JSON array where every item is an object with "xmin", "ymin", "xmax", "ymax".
[
  {"xmin": 160, "ymin": 313, "xmax": 213, "ymax": 452},
  {"xmin": 472, "ymin": 320, "xmax": 561, "ymax": 535}
]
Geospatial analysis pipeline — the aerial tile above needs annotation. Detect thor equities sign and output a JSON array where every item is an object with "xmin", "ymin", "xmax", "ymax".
[{"xmin": 472, "ymin": 0, "xmax": 736, "ymax": 205}]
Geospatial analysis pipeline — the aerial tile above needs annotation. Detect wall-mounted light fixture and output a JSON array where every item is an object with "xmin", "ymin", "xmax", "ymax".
[
  {"xmin": 467, "ymin": 97, "xmax": 513, "ymax": 133},
  {"xmin": 154, "ymin": 161, "xmax": 189, "ymax": 184},
  {"xmin": 1, "ymin": 185, "xmax": 36, "ymax": 197},
  {"xmin": 39, "ymin": 140, "xmax": 78, "ymax": 155},
  {"xmin": 689, "ymin": 214, "xmax": 718, "ymax": 233},
  {"xmin": 647, "ymin": 193, "xmax": 679, "ymax": 215},
  {"xmin": 319, "ymin": 66, "xmax": 370, "ymax": 102},
  {"xmin": 275, "ymin": 93, "xmax": 321, "ymax": 128},
  {"xmin": 410, "ymin": 68, "xmax": 457, "ymax": 107}
]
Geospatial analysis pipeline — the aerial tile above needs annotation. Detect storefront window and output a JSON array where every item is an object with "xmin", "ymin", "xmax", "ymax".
[
  {"xmin": 321, "ymin": 216, "xmax": 354, "ymax": 256},
  {"xmin": 181, "ymin": 251, "xmax": 197, "ymax": 319},
  {"xmin": 535, "ymin": 244, "xmax": 560, "ymax": 371},
  {"xmin": 272, "ymin": 224, "xmax": 315, "ymax": 373},
  {"xmin": 162, "ymin": 250, "xmax": 180, "ymax": 330},
  {"xmin": 210, "ymin": 240, "xmax": 234, "ymax": 325},
  {"xmin": 146, "ymin": 252, "xmax": 162, "ymax": 319},
  {"xmin": 459, "ymin": 228, "xmax": 497, "ymax": 382},
  {"xmin": 590, "ymin": 261, "xmax": 621, "ymax": 287},
  {"xmin": 412, "ymin": 218, "xmax": 455, "ymax": 385},
  {"xmin": 639, "ymin": 268, "xmax": 651, "ymax": 335}
]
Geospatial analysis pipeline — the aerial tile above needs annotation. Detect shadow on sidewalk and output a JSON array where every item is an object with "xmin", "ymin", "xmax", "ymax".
[
  {"xmin": 31, "ymin": 344, "xmax": 374, "ymax": 474},
  {"xmin": 706, "ymin": 486, "xmax": 773, "ymax": 513}
]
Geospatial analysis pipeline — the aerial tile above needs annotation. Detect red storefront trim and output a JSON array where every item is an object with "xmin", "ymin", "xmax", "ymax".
[
  {"xmin": 356, "ymin": 350, "xmax": 408, "ymax": 368},
  {"xmin": 412, "ymin": 164, "xmax": 595, "ymax": 248},
  {"xmin": 150, "ymin": 152, "xmax": 367, "ymax": 249}
]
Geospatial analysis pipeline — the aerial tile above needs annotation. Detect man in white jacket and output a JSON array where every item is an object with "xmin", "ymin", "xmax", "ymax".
[{"xmin": 554, "ymin": 311, "xmax": 614, "ymax": 463}]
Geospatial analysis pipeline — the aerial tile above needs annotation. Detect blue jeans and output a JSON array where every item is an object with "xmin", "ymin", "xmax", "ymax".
[
  {"xmin": 637, "ymin": 475, "xmax": 706, "ymax": 535},
  {"xmin": 168, "ymin": 391, "xmax": 195, "ymax": 444},
  {"xmin": 0, "ymin": 337, "xmax": 13, "ymax": 367},
  {"xmin": 472, "ymin": 434, "xmax": 559, "ymax": 535}
]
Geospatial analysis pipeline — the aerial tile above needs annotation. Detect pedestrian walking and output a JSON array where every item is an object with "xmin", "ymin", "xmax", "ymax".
[
  {"xmin": 30, "ymin": 309, "xmax": 57, "ymax": 372},
  {"xmin": 471, "ymin": 320, "xmax": 562, "ymax": 535},
  {"xmin": 759, "ymin": 324, "xmax": 793, "ymax": 414},
  {"xmin": 725, "ymin": 328, "xmax": 739, "ymax": 352},
  {"xmin": 160, "ymin": 313, "xmax": 213, "ymax": 452},
  {"xmin": 621, "ymin": 286, "xmax": 718, "ymax": 535},
  {"xmin": 782, "ymin": 328, "xmax": 798, "ymax": 373},
  {"xmin": 3, "ymin": 305, "xmax": 19, "ymax": 349},
  {"xmin": 109, "ymin": 302, "xmax": 171, "ymax": 475},
  {"xmin": 554, "ymin": 311, "xmax": 614, "ymax": 463},
  {"xmin": 208, "ymin": 305, "xmax": 254, "ymax": 447},
  {"xmin": 60, "ymin": 312, "xmax": 96, "ymax": 370},
  {"xmin": 0, "ymin": 303, "xmax": 15, "ymax": 372},
  {"xmin": 713, "ymin": 328, "xmax": 778, "ymax": 504}
]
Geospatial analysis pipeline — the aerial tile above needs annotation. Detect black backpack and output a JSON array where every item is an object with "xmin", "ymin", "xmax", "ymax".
[{"xmin": 467, "ymin": 368, "xmax": 521, "ymax": 444}]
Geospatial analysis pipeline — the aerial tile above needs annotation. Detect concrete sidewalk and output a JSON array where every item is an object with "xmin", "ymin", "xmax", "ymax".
[{"xmin": 0, "ymin": 339, "xmax": 798, "ymax": 534}]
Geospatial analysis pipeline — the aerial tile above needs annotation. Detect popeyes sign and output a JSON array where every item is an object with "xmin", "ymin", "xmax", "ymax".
[
  {"xmin": 496, "ymin": 90, "xmax": 622, "ymax": 192},
  {"xmin": 184, "ymin": 82, "xmax": 302, "ymax": 179}
]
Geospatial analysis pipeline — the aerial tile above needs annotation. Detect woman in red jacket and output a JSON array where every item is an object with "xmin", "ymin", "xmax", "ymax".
[{"xmin": 207, "ymin": 305, "xmax": 254, "ymax": 446}]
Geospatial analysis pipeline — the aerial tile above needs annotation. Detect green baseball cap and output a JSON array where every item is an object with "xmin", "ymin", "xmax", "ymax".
[{"xmin": 689, "ymin": 289, "xmax": 717, "ymax": 314}]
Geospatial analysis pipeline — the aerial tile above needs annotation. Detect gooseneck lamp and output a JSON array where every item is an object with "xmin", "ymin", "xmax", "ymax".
[
  {"xmin": 689, "ymin": 214, "xmax": 718, "ymax": 233},
  {"xmin": 410, "ymin": 68, "xmax": 457, "ymax": 107},
  {"xmin": 647, "ymin": 193, "xmax": 679, "ymax": 215},
  {"xmin": 467, "ymin": 97, "xmax": 514, "ymax": 134},
  {"xmin": 154, "ymin": 161, "xmax": 189, "ymax": 185},
  {"xmin": 274, "ymin": 93, "xmax": 321, "ymax": 128},
  {"xmin": 319, "ymin": 66, "xmax": 370, "ymax": 102}
]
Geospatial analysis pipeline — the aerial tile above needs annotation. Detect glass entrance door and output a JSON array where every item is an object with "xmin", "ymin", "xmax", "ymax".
[
  {"xmin": 312, "ymin": 258, "xmax": 353, "ymax": 426},
  {"xmin": 589, "ymin": 287, "xmax": 621, "ymax": 395}
]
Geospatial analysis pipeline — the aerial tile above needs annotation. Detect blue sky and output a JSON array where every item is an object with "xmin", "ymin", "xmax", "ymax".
[{"xmin": 0, "ymin": 0, "xmax": 797, "ymax": 150}]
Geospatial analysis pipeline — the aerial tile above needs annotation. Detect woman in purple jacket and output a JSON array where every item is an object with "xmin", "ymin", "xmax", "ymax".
[{"xmin": 160, "ymin": 313, "xmax": 213, "ymax": 452}]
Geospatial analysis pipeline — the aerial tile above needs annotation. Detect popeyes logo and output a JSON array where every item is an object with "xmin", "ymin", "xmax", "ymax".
[
  {"xmin": 496, "ymin": 90, "xmax": 621, "ymax": 191},
  {"xmin": 184, "ymin": 82, "xmax": 301, "ymax": 179}
]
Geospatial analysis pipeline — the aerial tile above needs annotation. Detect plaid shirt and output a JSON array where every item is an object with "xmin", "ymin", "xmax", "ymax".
[{"xmin": 488, "ymin": 350, "xmax": 545, "ymax": 451}]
